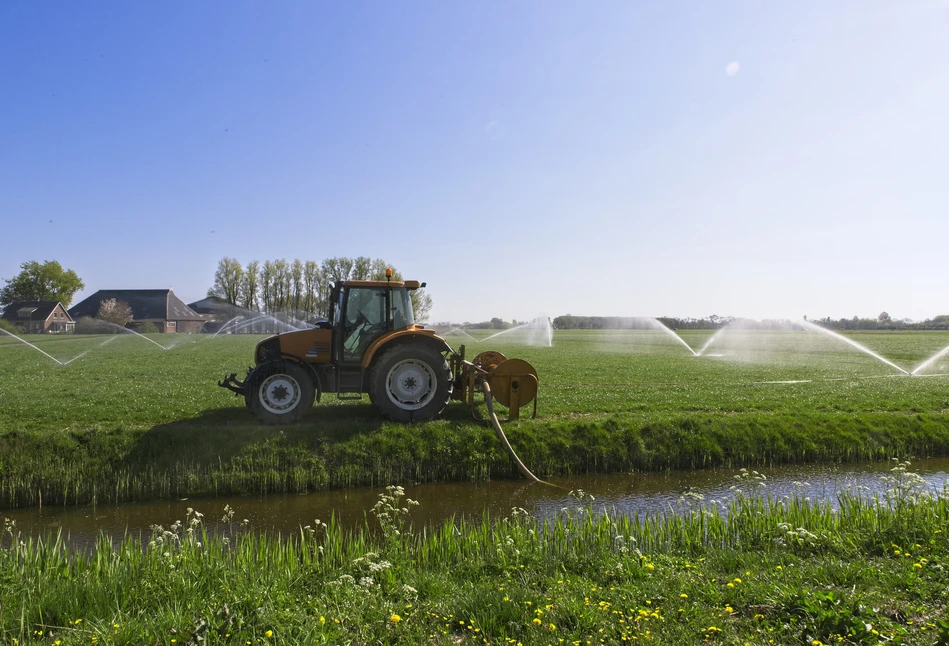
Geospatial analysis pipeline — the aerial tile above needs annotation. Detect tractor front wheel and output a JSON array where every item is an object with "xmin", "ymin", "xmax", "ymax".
[
  {"xmin": 245, "ymin": 360, "xmax": 315, "ymax": 425},
  {"xmin": 369, "ymin": 344, "xmax": 452, "ymax": 422}
]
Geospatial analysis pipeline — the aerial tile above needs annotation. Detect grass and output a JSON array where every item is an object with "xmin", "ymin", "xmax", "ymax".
[
  {"xmin": 3, "ymin": 469, "xmax": 949, "ymax": 644},
  {"xmin": 1, "ymin": 329, "xmax": 949, "ymax": 507}
]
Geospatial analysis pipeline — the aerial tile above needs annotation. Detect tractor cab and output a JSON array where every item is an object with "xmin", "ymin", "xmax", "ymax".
[{"xmin": 330, "ymin": 279, "xmax": 419, "ymax": 363}]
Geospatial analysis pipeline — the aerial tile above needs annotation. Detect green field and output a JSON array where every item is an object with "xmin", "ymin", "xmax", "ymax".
[
  {"xmin": 1, "ymin": 328, "xmax": 949, "ymax": 507},
  {"xmin": 5, "ymin": 330, "xmax": 949, "ymax": 644}
]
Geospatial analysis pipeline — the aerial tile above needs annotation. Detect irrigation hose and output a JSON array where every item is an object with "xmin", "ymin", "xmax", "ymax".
[{"xmin": 481, "ymin": 381, "xmax": 559, "ymax": 487}]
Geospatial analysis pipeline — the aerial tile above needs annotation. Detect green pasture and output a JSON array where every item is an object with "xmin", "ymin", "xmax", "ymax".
[{"xmin": 1, "ymin": 328, "xmax": 949, "ymax": 507}]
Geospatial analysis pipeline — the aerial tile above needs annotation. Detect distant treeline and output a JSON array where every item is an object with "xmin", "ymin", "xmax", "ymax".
[
  {"xmin": 208, "ymin": 256, "xmax": 432, "ymax": 322},
  {"xmin": 553, "ymin": 316, "xmax": 735, "ymax": 330},
  {"xmin": 552, "ymin": 314, "xmax": 949, "ymax": 331},
  {"xmin": 808, "ymin": 315, "xmax": 949, "ymax": 331}
]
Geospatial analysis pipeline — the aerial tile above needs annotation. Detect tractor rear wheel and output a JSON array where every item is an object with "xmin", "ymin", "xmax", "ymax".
[
  {"xmin": 369, "ymin": 343, "xmax": 452, "ymax": 422},
  {"xmin": 245, "ymin": 360, "xmax": 315, "ymax": 425}
]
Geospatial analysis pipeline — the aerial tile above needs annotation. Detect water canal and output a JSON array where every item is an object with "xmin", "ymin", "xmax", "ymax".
[{"xmin": 5, "ymin": 457, "xmax": 949, "ymax": 549}]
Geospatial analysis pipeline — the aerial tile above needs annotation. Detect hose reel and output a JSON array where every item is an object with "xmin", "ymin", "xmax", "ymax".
[{"xmin": 470, "ymin": 351, "xmax": 538, "ymax": 420}]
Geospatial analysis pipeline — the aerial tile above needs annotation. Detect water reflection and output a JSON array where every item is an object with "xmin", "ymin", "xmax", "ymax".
[{"xmin": 4, "ymin": 457, "xmax": 949, "ymax": 549}]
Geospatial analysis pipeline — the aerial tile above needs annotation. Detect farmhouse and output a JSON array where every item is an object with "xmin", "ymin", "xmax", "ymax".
[
  {"xmin": 69, "ymin": 289, "xmax": 206, "ymax": 334},
  {"xmin": 0, "ymin": 301, "xmax": 75, "ymax": 334}
]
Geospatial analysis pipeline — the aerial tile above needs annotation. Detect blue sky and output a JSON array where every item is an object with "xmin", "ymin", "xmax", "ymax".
[{"xmin": 2, "ymin": 1, "xmax": 947, "ymax": 323}]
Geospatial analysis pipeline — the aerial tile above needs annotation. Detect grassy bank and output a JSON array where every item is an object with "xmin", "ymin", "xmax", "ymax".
[
  {"xmin": 3, "ymin": 469, "xmax": 949, "ymax": 644},
  {"xmin": 1, "ymin": 330, "xmax": 949, "ymax": 508}
]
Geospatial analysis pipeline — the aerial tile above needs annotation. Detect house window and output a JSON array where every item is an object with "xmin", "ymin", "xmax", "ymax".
[{"xmin": 167, "ymin": 321, "xmax": 177, "ymax": 331}]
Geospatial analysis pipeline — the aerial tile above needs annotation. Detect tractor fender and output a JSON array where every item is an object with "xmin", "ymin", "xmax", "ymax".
[{"xmin": 361, "ymin": 330, "xmax": 452, "ymax": 369}]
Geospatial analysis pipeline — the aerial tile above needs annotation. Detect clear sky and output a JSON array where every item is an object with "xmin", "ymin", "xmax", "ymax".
[{"xmin": 2, "ymin": 1, "xmax": 947, "ymax": 324}]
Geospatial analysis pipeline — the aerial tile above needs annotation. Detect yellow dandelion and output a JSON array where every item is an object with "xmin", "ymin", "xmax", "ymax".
[
  {"xmin": 533, "ymin": 618, "xmax": 542, "ymax": 625},
  {"xmin": 390, "ymin": 615, "xmax": 402, "ymax": 623},
  {"xmin": 680, "ymin": 593, "xmax": 688, "ymax": 599},
  {"xmin": 645, "ymin": 563, "xmax": 655, "ymax": 571},
  {"xmin": 726, "ymin": 583, "xmax": 735, "ymax": 588},
  {"xmin": 264, "ymin": 629, "xmax": 273, "ymax": 638}
]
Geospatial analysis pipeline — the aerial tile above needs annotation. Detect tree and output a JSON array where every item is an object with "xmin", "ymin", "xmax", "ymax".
[
  {"xmin": 97, "ymin": 298, "xmax": 132, "ymax": 327},
  {"xmin": 291, "ymin": 259, "xmax": 304, "ymax": 314},
  {"xmin": 412, "ymin": 290, "xmax": 433, "ymax": 323},
  {"xmin": 240, "ymin": 260, "xmax": 260, "ymax": 311},
  {"xmin": 878, "ymin": 311, "xmax": 891, "ymax": 322},
  {"xmin": 260, "ymin": 260, "xmax": 276, "ymax": 313},
  {"xmin": 0, "ymin": 260, "xmax": 84, "ymax": 307},
  {"xmin": 302, "ymin": 260, "xmax": 321, "ymax": 316},
  {"xmin": 208, "ymin": 257, "xmax": 243, "ymax": 305}
]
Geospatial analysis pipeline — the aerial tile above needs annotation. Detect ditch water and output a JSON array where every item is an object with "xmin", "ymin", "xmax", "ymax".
[{"xmin": 5, "ymin": 458, "xmax": 949, "ymax": 549}]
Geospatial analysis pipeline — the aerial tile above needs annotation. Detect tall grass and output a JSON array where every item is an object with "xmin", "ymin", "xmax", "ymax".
[
  {"xmin": 3, "ymin": 467, "xmax": 949, "ymax": 644},
  {"xmin": 4, "ymin": 411, "xmax": 949, "ymax": 508}
]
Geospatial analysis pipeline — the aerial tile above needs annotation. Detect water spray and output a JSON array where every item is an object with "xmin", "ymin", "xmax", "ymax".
[
  {"xmin": 476, "ymin": 318, "xmax": 554, "ymax": 347},
  {"xmin": 0, "ymin": 328, "xmax": 65, "ymax": 365},
  {"xmin": 799, "ymin": 320, "xmax": 910, "ymax": 375},
  {"xmin": 647, "ymin": 318, "xmax": 699, "ymax": 356},
  {"xmin": 92, "ymin": 320, "xmax": 171, "ymax": 350},
  {"xmin": 911, "ymin": 341, "xmax": 949, "ymax": 376}
]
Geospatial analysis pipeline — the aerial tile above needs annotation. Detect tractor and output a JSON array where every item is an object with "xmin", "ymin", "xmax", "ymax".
[{"xmin": 219, "ymin": 272, "xmax": 538, "ymax": 424}]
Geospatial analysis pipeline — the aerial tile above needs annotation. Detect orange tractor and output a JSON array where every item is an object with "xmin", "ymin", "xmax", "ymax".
[{"xmin": 219, "ymin": 273, "xmax": 538, "ymax": 424}]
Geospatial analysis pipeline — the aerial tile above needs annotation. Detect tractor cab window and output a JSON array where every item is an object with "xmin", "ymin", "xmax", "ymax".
[
  {"xmin": 342, "ymin": 287, "xmax": 387, "ymax": 361},
  {"xmin": 391, "ymin": 287, "xmax": 415, "ymax": 329}
]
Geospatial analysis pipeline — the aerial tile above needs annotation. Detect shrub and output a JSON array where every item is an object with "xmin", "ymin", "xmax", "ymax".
[
  {"xmin": 97, "ymin": 298, "xmax": 133, "ymax": 327},
  {"xmin": 134, "ymin": 321, "xmax": 159, "ymax": 334},
  {"xmin": 74, "ymin": 317, "xmax": 112, "ymax": 334}
]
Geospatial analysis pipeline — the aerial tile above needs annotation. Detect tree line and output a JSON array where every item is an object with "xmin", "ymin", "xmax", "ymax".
[
  {"xmin": 806, "ymin": 314, "xmax": 949, "ymax": 331},
  {"xmin": 553, "ymin": 314, "xmax": 949, "ymax": 331},
  {"xmin": 207, "ymin": 256, "xmax": 433, "ymax": 322},
  {"xmin": 552, "ymin": 315, "xmax": 737, "ymax": 330}
]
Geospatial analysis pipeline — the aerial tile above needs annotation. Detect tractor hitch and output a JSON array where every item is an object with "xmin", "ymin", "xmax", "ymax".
[{"xmin": 218, "ymin": 370, "xmax": 250, "ymax": 396}]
